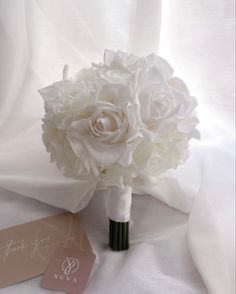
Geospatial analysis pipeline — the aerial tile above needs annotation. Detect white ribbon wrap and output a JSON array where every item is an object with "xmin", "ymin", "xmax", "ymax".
[{"xmin": 106, "ymin": 186, "xmax": 132, "ymax": 222}]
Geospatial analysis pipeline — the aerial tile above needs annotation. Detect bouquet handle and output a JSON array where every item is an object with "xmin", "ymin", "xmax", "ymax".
[{"xmin": 106, "ymin": 186, "xmax": 132, "ymax": 251}]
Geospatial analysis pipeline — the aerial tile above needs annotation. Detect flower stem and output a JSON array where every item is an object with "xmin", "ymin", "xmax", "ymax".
[{"xmin": 109, "ymin": 219, "xmax": 129, "ymax": 251}]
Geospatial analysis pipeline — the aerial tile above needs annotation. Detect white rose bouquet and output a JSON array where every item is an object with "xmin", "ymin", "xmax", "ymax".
[{"xmin": 39, "ymin": 50, "xmax": 199, "ymax": 251}]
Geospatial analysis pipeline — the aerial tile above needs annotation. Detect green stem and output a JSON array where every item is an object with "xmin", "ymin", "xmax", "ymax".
[{"xmin": 109, "ymin": 219, "xmax": 129, "ymax": 251}]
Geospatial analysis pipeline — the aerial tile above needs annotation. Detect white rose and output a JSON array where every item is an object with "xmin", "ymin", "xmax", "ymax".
[
  {"xmin": 132, "ymin": 70, "xmax": 199, "ymax": 177},
  {"xmin": 67, "ymin": 86, "xmax": 143, "ymax": 171}
]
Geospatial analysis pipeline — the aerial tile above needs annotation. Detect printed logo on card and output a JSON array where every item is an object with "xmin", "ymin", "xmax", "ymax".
[
  {"xmin": 54, "ymin": 257, "xmax": 80, "ymax": 284},
  {"xmin": 62, "ymin": 257, "xmax": 80, "ymax": 275},
  {"xmin": 41, "ymin": 247, "xmax": 96, "ymax": 294}
]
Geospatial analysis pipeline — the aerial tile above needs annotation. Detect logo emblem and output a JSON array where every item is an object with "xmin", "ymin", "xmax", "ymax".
[{"xmin": 61, "ymin": 257, "xmax": 79, "ymax": 275}]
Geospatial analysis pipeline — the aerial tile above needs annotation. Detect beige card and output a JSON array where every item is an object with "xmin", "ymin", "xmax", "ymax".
[
  {"xmin": 41, "ymin": 247, "xmax": 96, "ymax": 294},
  {"xmin": 0, "ymin": 212, "xmax": 92, "ymax": 289}
]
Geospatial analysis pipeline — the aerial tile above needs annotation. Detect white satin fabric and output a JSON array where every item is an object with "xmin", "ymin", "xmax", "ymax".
[
  {"xmin": 107, "ymin": 186, "xmax": 132, "ymax": 222},
  {"xmin": 0, "ymin": 0, "xmax": 235, "ymax": 294}
]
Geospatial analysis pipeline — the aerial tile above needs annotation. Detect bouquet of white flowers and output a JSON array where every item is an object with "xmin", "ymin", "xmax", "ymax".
[{"xmin": 39, "ymin": 50, "xmax": 199, "ymax": 251}]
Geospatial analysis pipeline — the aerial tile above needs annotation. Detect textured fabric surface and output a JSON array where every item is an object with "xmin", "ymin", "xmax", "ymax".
[
  {"xmin": 0, "ymin": 0, "xmax": 235, "ymax": 293},
  {"xmin": 0, "ymin": 189, "xmax": 208, "ymax": 294}
]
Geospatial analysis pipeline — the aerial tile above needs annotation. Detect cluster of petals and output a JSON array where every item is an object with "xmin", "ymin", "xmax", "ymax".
[{"xmin": 39, "ymin": 50, "xmax": 199, "ymax": 188}]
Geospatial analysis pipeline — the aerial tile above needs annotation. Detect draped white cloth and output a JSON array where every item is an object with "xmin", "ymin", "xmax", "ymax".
[{"xmin": 0, "ymin": 0, "xmax": 235, "ymax": 294}]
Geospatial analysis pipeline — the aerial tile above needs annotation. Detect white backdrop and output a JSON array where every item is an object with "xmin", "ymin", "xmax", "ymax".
[{"xmin": 0, "ymin": 0, "xmax": 235, "ymax": 293}]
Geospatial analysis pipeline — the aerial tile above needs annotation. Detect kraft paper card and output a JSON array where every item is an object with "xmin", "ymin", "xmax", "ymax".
[
  {"xmin": 41, "ymin": 247, "xmax": 95, "ymax": 294},
  {"xmin": 0, "ymin": 212, "xmax": 92, "ymax": 289}
]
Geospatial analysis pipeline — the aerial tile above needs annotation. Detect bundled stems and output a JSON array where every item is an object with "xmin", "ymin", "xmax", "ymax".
[{"xmin": 109, "ymin": 219, "xmax": 129, "ymax": 251}]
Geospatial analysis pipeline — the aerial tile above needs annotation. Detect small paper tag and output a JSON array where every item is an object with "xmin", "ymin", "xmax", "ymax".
[
  {"xmin": 41, "ymin": 247, "xmax": 96, "ymax": 294},
  {"xmin": 0, "ymin": 212, "xmax": 91, "ymax": 289}
]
